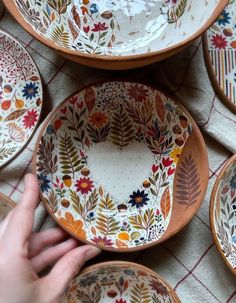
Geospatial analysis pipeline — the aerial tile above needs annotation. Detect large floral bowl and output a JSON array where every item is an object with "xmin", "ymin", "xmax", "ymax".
[
  {"xmin": 210, "ymin": 154, "xmax": 236, "ymax": 275},
  {"xmin": 203, "ymin": 0, "xmax": 236, "ymax": 113},
  {"xmin": 4, "ymin": 0, "xmax": 227, "ymax": 70},
  {"xmin": 0, "ymin": 30, "xmax": 42, "ymax": 169},
  {"xmin": 61, "ymin": 261, "xmax": 181, "ymax": 303},
  {"xmin": 33, "ymin": 81, "xmax": 208, "ymax": 252}
]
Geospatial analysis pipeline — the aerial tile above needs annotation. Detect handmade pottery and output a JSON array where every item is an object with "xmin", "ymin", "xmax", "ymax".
[
  {"xmin": 4, "ymin": 0, "xmax": 227, "ymax": 69},
  {"xmin": 210, "ymin": 154, "xmax": 236, "ymax": 275},
  {"xmin": 61, "ymin": 261, "xmax": 181, "ymax": 303},
  {"xmin": 0, "ymin": 30, "xmax": 42, "ymax": 168},
  {"xmin": 203, "ymin": 0, "xmax": 236, "ymax": 113},
  {"xmin": 0, "ymin": 193, "xmax": 15, "ymax": 221},
  {"xmin": 33, "ymin": 81, "xmax": 208, "ymax": 252}
]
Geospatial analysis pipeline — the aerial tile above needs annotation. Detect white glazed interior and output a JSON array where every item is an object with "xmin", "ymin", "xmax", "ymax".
[{"xmin": 15, "ymin": 0, "xmax": 220, "ymax": 56}]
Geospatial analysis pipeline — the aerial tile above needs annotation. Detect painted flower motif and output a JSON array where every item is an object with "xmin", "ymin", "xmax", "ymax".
[
  {"xmin": 22, "ymin": 82, "xmax": 38, "ymax": 100},
  {"xmin": 89, "ymin": 111, "xmax": 108, "ymax": 128},
  {"xmin": 230, "ymin": 174, "xmax": 236, "ymax": 190},
  {"xmin": 149, "ymin": 279, "xmax": 169, "ymax": 296},
  {"xmin": 162, "ymin": 157, "xmax": 173, "ymax": 167},
  {"xmin": 91, "ymin": 236, "xmax": 113, "ymax": 247},
  {"xmin": 75, "ymin": 177, "xmax": 94, "ymax": 195},
  {"xmin": 211, "ymin": 34, "xmax": 228, "ymax": 49},
  {"xmin": 129, "ymin": 190, "xmax": 149, "ymax": 209},
  {"xmin": 38, "ymin": 173, "xmax": 51, "ymax": 193},
  {"xmin": 92, "ymin": 22, "xmax": 108, "ymax": 32},
  {"xmin": 170, "ymin": 147, "xmax": 181, "ymax": 163},
  {"xmin": 79, "ymin": 275, "xmax": 98, "ymax": 288},
  {"xmin": 115, "ymin": 299, "xmax": 127, "ymax": 303},
  {"xmin": 23, "ymin": 109, "xmax": 38, "ymax": 129},
  {"xmin": 127, "ymin": 84, "xmax": 148, "ymax": 102},
  {"xmin": 8, "ymin": 123, "xmax": 25, "ymax": 142},
  {"xmin": 217, "ymin": 10, "xmax": 231, "ymax": 26}
]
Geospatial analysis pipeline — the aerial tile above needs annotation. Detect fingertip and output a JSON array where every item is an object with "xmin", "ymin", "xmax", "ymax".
[{"xmin": 83, "ymin": 245, "xmax": 101, "ymax": 259}]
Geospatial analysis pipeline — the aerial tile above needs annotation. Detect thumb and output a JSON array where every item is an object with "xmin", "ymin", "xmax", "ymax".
[{"xmin": 40, "ymin": 245, "xmax": 101, "ymax": 302}]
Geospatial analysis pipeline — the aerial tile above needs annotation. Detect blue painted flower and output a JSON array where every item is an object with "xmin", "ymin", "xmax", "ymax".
[
  {"xmin": 38, "ymin": 174, "xmax": 51, "ymax": 193},
  {"xmin": 46, "ymin": 125, "xmax": 55, "ymax": 135},
  {"xmin": 22, "ymin": 82, "xmax": 38, "ymax": 100},
  {"xmin": 90, "ymin": 3, "xmax": 99, "ymax": 14},
  {"xmin": 230, "ymin": 173, "xmax": 236, "ymax": 190},
  {"xmin": 129, "ymin": 190, "xmax": 149, "ymax": 209},
  {"xmin": 218, "ymin": 10, "xmax": 231, "ymax": 26}
]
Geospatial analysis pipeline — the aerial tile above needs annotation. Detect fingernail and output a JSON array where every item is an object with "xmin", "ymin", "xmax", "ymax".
[{"xmin": 86, "ymin": 246, "xmax": 101, "ymax": 259}]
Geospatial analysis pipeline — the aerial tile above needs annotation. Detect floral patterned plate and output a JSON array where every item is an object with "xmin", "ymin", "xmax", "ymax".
[
  {"xmin": 210, "ymin": 154, "xmax": 236, "ymax": 275},
  {"xmin": 4, "ymin": 0, "xmax": 227, "ymax": 69},
  {"xmin": 61, "ymin": 261, "xmax": 181, "ymax": 303},
  {"xmin": 33, "ymin": 81, "xmax": 208, "ymax": 252},
  {"xmin": 203, "ymin": 0, "xmax": 236, "ymax": 113},
  {"xmin": 0, "ymin": 30, "xmax": 42, "ymax": 168},
  {"xmin": 0, "ymin": 193, "xmax": 15, "ymax": 222}
]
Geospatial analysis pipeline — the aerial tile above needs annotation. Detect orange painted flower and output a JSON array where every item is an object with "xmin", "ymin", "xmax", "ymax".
[
  {"xmin": 89, "ymin": 111, "xmax": 108, "ymax": 128},
  {"xmin": 59, "ymin": 212, "xmax": 86, "ymax": 239},
  {"xmin": 75, "ymin": 177, "xmax": 94, "ymax": 195}
]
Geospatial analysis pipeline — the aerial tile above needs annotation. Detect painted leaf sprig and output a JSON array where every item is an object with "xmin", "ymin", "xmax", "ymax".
[
  {"xmin": 130, "ymin": 282, "xmax": 151, "ymax": 303},
  {"xmin": 0, "ymin": 146, "xmax": 17, "ymax": 160},
  {"xmin": 126, "ymin": 100, "xmax": 152, "ymax": 128},
  {"xmin": 175, "ymin": 154, "xmax": 201, "ymax": 207},
  {"xmin": 4, "ymin": 109, "xmax": 28, "ymax": 121},
  {"xmin": 160, "ymin": 186, "xmax": 171, "ymax": 220},
  {"xmin": 45, "ymin": 190, "xmax": 58, "ymax": 213},
  {"xmin": 51, "ymin": 25, "xmax": 70, "ymax": 48},
  {"xmin": 96, "ymin": 194, "xmax": 119, "ymax": 236},
  {"xmin": 129, "ymin": 209, "xmax": 155, "ymax": 232},
  {"xmin": 37, "ymin": 137, "xmax": 58, "ymax": 176},
  {"xmin": 168, "ymin": 0, "xmax": 187, "ymax": 23},
  {"xmin": 59, "ymin": 134, "xmax": 83, "ymax": 177},
  {"xmin": 47, "ymin": 0, "xmax": 71, "ymax": 15},
  {"xmin": 76, "ymin": 284, "xmax": 101, "ymax": 303},
  {"xmin": 110, "ymin": 106, "xmax": 135, "ymax": 149},
  {"xmin": 87, "ymin": 123, "xmax": 110, "ymax": 143}
]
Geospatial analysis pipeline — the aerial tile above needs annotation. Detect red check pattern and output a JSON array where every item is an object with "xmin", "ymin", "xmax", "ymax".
[{"xmin": 0, "ymin": 3, "xmax": 235, "ymax": 302}]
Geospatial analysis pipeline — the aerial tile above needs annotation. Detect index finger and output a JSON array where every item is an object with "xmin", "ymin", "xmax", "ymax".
[{"xmin": 1, "ymin": 174, "xmax": 39, "ymax": 255}]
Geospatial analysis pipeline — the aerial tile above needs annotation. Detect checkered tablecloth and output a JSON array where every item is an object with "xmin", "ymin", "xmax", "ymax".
[{"xmin": 0, "ymin": 2, "xmax": 235, "ymax": 302}]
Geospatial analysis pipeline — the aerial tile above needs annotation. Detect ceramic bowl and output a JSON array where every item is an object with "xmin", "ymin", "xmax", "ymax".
[
  {"xmin": 4, "ymin": 1, "xmax": 227, "ymax": 70},
  {"xmin": 210, "ymin": 154, "xmax": 236, "ymax": 275},
  {"xmin": 203, "ymin": 0, "xmax": 236, "ymax": 113},
  {"xmin": 0, "ymin": 30, "xmax": 42, "ymax": 169},
  {"xmin": 61, "ymin": 261, "xmax": 181, "ymax": 303},
  {"xmin": 33, "ymin": 81, "xmax": 208, "ymax": 252},
  {"xmin": 0, "ymin": 193, "xmax": 15, "ymax": 221}
]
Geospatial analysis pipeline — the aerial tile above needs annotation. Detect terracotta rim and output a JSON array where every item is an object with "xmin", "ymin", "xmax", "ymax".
[
  {"xmin": 78, "ymin": 261, "xmax": 181, "ymax": 303},
  {"xmin": 202, "ymin": 34, "xmax": 236, "ymax": 114},
  {"xmin": 32, "ymin": 80, "xmax": 209, "ymax": 253},
  {"xmin": 0, "ymin": 192, "xmax": 16, "ymax": 209},
  {"xmin": 210, "ymin": 153, "xmax": 236, "ymax": 276},
  {"xmin": 4, "ymin": 0, "xmax": 228, "ymax": 65},
  {"xmin": 0, "ymin": 29, "xmax": 43, "ymax": 170}
]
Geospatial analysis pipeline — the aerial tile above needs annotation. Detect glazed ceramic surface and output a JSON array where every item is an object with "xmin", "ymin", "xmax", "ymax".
[
  {"xmin": 0, "ymin": 193, "xmax": 15, "ymax": 221},
  {"xmin": 61, "ymin": 262, "xmax": 180, "ymax": 303},
  {"xmin": 0, "ymin": 30, "xmax": 42, "ymax": 168},
  {"xmin": 204, "ymin": 0, "xmax": 236, "ymax": 111},
  {"xmin": 13, "ymin": 0, "xmax": 221, "ymax": 57},
  {"xmin": 34, "ymin": 81, "xmax": 208, "ymax": 251},
  {"xmin": 211, "ymin": 155, "xmax": 236, "ymax": 273}
]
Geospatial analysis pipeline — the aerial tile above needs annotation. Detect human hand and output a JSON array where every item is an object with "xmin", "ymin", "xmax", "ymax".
[{"xmin": 0, "ymin": 174, "xmax": 101, "ymax": 303}]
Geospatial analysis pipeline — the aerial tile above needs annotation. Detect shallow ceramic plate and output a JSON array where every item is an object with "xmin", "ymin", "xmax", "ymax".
[
  {"xmin": 210, "ymin": 154, "xmax": 236, "ymax": 275},
  {"xmin": 61, "ymin": 261, "xmax": 181, "ymax": 303},
  {"xmin": 203, "ymin": 0, "xmax": 236, "ymax": 113},
  {"xmin": 4, "ymin": 1, "xmax": 227, "ymax": 69},
  {"xmin": 33, "ymin": 81, "xmax": 208, "ymax": 252},
  {"xmin": 0, "ymin": 30, "xmax": 42, "ymax": 168},
  {"xmin": 0, "ymin": 193, "xmax": 15, "ymax": 221}
]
